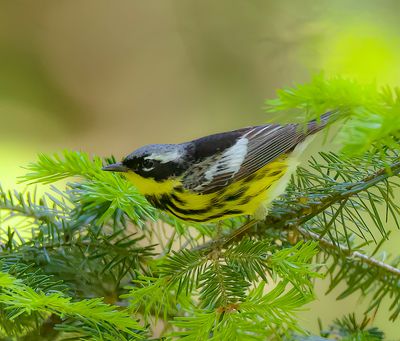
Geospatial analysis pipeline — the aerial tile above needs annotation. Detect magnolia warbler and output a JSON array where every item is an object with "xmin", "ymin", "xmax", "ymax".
[{"xmin": 103, "ymin": 112, "xmax": 333, "ymax": 223}]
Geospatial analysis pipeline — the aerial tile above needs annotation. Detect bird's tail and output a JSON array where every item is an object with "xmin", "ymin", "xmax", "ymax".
[{"xmin": 306, "ymin": 109, "xmax": 341, "ymax": 135}]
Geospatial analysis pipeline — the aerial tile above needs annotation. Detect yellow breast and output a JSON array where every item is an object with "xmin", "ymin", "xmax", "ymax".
[{"xmin": 124, "ymin": 158, "xmax": 291, "ymax": 223}]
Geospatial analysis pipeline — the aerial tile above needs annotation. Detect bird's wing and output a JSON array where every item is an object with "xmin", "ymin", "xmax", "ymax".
[{"xmin": 182, "ymin": 123, "xmax": 306, "ymax": 194}]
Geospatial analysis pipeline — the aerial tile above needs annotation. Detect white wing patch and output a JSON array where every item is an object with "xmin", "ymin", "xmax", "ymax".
[
  {"xmin": 145, "ymin": 150, "xmax": 180, "ymax": 164},
  {"xmin": 204, "ymin": 137, "xmax": 248, "ymax": 181}
]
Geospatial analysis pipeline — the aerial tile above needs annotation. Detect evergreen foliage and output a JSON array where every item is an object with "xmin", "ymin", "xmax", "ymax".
[{"xmin": 1, "ymin": 75, "xmax": 399, "ymax": 339}]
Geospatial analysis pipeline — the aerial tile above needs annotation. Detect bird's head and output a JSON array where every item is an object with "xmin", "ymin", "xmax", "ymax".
[{"xmin": 102, "ymin": 144, "xmax": 190, "ymax": 181}]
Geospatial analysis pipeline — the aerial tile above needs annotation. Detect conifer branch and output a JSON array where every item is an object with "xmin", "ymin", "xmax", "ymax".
[
  {"xmin": 0, "ymin": 266, "xmax": 142, "ymax": 339},
  {"xmin": 298, "ymin": 228, "xmax": 400, "ymax": 277}
]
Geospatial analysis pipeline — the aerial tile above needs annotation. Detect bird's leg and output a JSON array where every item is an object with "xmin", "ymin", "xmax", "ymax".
[
  {"xmin": 216, "ymin": 220, "xmax": 223, "ymax": 239},
  {"xmin": 224, "ymin": 218, "xmax": 257, "ymax": 245},
  {"xmin": 192, "ymin": 218, "xmax": 258, "ymax": 252}
]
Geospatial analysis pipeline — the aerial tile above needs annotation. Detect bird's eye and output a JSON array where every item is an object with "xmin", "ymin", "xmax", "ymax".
[{"xmin": 142, "ymin": 159, "xmax": 155, "ymax": 170}]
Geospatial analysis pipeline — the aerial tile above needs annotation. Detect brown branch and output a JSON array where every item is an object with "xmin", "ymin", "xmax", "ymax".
[{"xmin": 298, "ymin": 227, "xmax": 400, "ymax": 277}]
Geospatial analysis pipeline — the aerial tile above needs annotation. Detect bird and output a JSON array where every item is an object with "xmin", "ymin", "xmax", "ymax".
[{"xmin": 102, "ymin": 112, "xmax": 334, "ymax": 223}]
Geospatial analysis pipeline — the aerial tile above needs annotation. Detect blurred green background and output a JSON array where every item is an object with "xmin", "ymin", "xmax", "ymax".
[{"xmin": 1, "ymin": 0, "xmax": 400, "ymax": 338}]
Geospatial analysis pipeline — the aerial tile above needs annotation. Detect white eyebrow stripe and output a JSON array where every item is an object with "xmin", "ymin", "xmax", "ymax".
[{"xmin": 145, "ymin": 150, "xmax": 180, "ymax": 163}]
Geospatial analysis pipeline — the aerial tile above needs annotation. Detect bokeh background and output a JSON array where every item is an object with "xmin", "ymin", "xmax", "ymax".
[{"xmin": 1, "ymin": 0, "xmax": 400, "ymax": 338}]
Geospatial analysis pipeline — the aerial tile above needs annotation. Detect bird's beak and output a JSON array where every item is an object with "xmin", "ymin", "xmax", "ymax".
[{"xmin": 102, "ymin": 162, "xmax": 129, "ymax": 172}]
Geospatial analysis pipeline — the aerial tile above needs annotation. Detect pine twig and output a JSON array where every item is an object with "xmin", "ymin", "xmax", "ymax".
[
  {"xmin": 298, "ymin": 227, "xmax": 400, "ymax": 277},
  {"xmin": 192, "ymin": 220, "xmax": 258, "ymax": 252}
]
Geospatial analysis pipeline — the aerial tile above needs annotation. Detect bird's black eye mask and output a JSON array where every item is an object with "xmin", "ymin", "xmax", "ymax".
[{"xmin": 122, "ymin": 156, "xmax": 188, "ymax": 181}]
